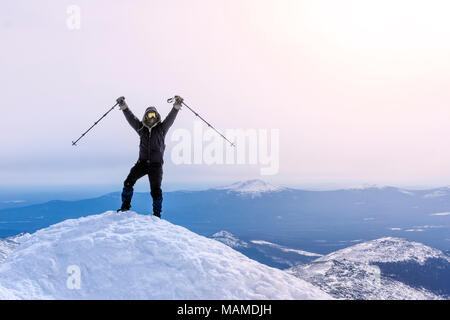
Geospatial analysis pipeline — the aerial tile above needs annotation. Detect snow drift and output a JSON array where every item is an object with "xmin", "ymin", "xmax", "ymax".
[{"xmin": 0, "ymin": 211, "xmax": 330, "ymax": 300}]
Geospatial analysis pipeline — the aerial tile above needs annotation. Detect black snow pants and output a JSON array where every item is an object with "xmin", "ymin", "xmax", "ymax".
[{"xmin": 121, "ymin": 160, "xmax": 163, "ymax": 216}]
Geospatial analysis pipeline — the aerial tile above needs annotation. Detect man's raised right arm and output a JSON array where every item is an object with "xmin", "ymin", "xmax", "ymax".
[{"xmin": 117, "ymin": 96, "xmax": 142, "ymax": 133}]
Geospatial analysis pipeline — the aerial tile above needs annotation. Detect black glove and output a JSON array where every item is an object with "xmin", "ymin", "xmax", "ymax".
[
  {"xmin": 173, "ymin": 95, "xmax": 183, "ymax": 110},
  {"xmin": 116, "ymin": 96, "xmax": 128, "ymax": 110}
]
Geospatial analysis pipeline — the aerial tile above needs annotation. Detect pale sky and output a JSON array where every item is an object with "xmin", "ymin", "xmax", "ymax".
[{"xmin": 1, "ymin": 0, "xmax": 450, "ymax": 190}]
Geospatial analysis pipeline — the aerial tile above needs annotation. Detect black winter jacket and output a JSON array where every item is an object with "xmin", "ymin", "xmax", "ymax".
[{"xmin": 123, "ymin": 107, "xmax": 179, "ymax": 163}]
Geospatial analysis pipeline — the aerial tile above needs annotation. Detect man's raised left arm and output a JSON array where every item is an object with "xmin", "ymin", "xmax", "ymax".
[{"xmin": 161, "ymin": 96, "xmax": 183, "ymax": 134}]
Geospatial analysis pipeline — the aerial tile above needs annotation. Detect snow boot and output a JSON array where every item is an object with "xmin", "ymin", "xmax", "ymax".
[
  {"xmin": 153, "ymin": 198, "xmax": 162, "ymax": 218},
  {"xmin": 117, "ymin": 204, "xmax": 131, "ymax": 213},
  {"xmin": 117, "ymin": 186, "xmax": 133, "ymax": 212}
]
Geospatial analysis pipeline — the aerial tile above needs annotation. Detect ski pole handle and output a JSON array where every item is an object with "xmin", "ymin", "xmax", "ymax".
[
  {"xmin": 116, "ymin": 96, "xmax": 126, "ymax": 105},
  {"xmin": 167, "ymin": 96, "xmax": 184, "ymax": 104}
]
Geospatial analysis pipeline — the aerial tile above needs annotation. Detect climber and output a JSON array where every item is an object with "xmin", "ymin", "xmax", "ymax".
[{"xmin": 116, "ymin": 95, "xmax": 183, "ymax": 218}]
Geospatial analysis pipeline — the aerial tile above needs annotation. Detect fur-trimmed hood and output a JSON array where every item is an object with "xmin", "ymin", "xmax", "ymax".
[{"xmin": 142, "ymin": 106, "xmax": 161, "ymax": 129}]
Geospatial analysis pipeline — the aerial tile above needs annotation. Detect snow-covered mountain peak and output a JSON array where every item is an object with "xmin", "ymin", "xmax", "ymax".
[
  {"xmin": 317, "ymin": 237, "xmax": 450, "ymax": 265},
  {"xmin": 215, "ymin": 179, "xmax": 285, "ymax": 195},
  {"xmin": 289, "ymin": 237, "xmax": 449, "ymax": 300},
  {"xmin": 347, "ymin": 184, "xmax": 391, "ymax": 190},
  {"xmin": 0, "ymin": 211, "xmax": 330, "ymax": 300},
  {"xmin": 211, "ymin": 231, "xmax": 249, "ymax": 248}
]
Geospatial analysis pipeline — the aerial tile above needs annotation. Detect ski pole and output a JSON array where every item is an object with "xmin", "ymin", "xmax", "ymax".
[
  {"xmin": 167, "ymin": 96, "xmax": 235, "ymax": 147},
  {"xmin": 71, "ymin": 99, "xmax": 121, "ymax": 146}
]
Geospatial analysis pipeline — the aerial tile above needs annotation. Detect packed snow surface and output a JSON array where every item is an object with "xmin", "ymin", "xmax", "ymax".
[{"xmin": 0, "ymin": 211, "xmax": 330, "ymax": 300}]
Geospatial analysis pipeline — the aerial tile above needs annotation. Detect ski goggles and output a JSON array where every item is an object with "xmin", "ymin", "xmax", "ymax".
[{"xmin": 146, "ymin": 112, "xmax": 157, "ymax": 119}]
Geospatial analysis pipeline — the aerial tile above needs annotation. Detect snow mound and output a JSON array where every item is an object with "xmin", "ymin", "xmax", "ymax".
[
  {"xmin": 215, "ymin": 179, "xmax": 285, "ymax": 196},
  {"xmin": 0, "ymin": 211, "xmax": 330, "ymax": 300}
]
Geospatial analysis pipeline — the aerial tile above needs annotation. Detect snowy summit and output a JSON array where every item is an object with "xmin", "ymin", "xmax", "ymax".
[
  {"xmin": 214, "ymin": 179, "xmax": 285, "ymax": 196},
  {"xmin": 0, "ymin": 211, "xmax": 330, "ymax": 300}
]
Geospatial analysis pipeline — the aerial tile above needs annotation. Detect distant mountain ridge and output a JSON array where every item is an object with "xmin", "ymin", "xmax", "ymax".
[{"xmin": 0, "ymin": 179, "xmax": 449, "ymax": 254}]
